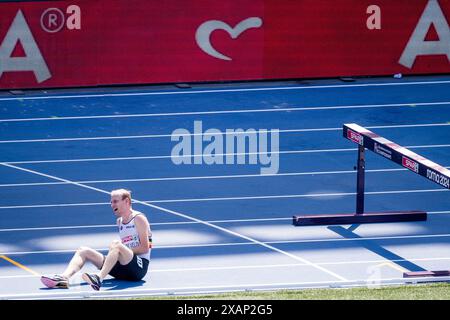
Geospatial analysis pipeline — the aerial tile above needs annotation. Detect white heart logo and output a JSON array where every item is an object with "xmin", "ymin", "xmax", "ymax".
[{"xmin": 195, "ymin": 17, "xmax": 263, "ymax": 61}]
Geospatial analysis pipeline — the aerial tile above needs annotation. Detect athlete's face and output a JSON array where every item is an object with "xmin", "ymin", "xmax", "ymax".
[{"xmin": 110, "ymin": 195, "xmax": 128, "ymax": 216}]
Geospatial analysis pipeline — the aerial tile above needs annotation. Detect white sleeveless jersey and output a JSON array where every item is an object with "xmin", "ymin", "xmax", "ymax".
[{"xmin": 118, "ymin": 210, "xmax": 152, "ymax": 261}]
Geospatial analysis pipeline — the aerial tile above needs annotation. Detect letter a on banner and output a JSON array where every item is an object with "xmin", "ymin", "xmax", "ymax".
[
  {"xmin": 66, "ymin": 5, "xmax": 81, "ymax": 30},
  {"xmin": 366, "ymin": 5, "xmax": 381, "ymax": 30},
  {"xmin": 399, "ymin": 0, "xmax": 450, "ymax": 68},
  {"xmin": 0, "ymin": 10, "xmax": 51, "ymax": 83}
]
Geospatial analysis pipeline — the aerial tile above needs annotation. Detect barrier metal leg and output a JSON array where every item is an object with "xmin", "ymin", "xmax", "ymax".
[{"xmin": 356, "ymin": 145, "xmax": 365, "ymax": 215}]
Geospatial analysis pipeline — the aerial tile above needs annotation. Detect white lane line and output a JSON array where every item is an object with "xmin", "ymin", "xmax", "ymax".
[
  {"xmin": 0, "ymin": 202, "xmax": 109, "ymax": 209},
  {"xmin": 2, "ymin": 212, "xmax": 450, "ymax": 232},
  {"xmin": 133, "ymin": 189, "xmax": 448, "ymax": 204},
  {"xmin": 151, "ymin": 189, "xmax": 447, "ymax": 203},
  {"xmin": 3, "ymin": 232, "xmax": 450, "ymax": 256},
  {"xmin": 0, "ymin": 163, "xmax": 348, "ymax": 281},
  {"xmin": 2, "ymin": 211, "xmax": 449, "ymax": 232},
  {"xmin": 2, "ymin": 101, "xmax": 450, "ymax": 123},
  {"xmin": 125, "ymin": 189, "xmax": 449, "ymax": 205},
  {"xmin": 0, "ymin": 218, "xmax": 293, "ymax": 232},
  {"xmin": 135, "ymin": 256, "xmax": 450, "ymax": 272},
  {"xmin": 0, "ymin": 224, "xmax": 117, "ymax": 232},
  {"xmin": 2, "ymin": 256, "xmax": 450, "ymax": 279},
  {"xmin": 0, "ymin": 170, "xmax": 359, "ymax": 187},
  {"xmin": 1, "ymin": 166, "xmax": 449, "ymax": 188},
  {"xmin": 0, "ymin": 188, "xmax": 447, "ymax": 210},
  {"xmin": 2, "ymin": 149, "xmax": 359, "ymax": 165},
  {"xmin": 1, "ymin": 211, "xmax": 449, "ymax": 233},
  {"xmin": 1, "ymin": 79, "xmax": 450, "ymax": 102},
  {"xmin": 0, "ymin": 275, "xmax": 38, "ymax": 279},
  {"xmin": 3, "ymin": 143, "xmax": 450, "ymax": 165},
  {"xmin": 1, "ymin": 122, "xmax": 450, "ymax": 144},
  {"xmin": 0, "ymin": 128, "xmax": 337, "ymax": 143},
  {"xmin": 0, "ymin": 248, "xmax": 109, "ymax": 255},
  {"xmin": 4, "ymin": 276, "xmax": 450, "ymax": 300}
]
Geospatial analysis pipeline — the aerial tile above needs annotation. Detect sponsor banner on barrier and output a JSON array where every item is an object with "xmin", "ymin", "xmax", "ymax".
[
  {"xmin": 426, "ymin": 168, "xmax": 450, "ymax": 188},
  {"xmin": 374, "ymin": 143, "xmax": 393, "ymax": 159},
  {"xmin": 1, "ymin": 0, "xmax": 450, "ymax": 88},
  {"xmin": 402, "ymin": 156, "xmax": 420, "ymax": 173},
  {"xmin": 347, "ymin": 129, "xmax": 364, "ymax": 146}
]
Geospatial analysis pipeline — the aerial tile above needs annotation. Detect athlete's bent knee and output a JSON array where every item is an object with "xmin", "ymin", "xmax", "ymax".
[
  {"xmin": 109, "ymin": 240, "xmax": 122, "ymax": 251},
  {"xmin": 76, "ymin": 246, "xmax": 91, "ymax": 256}
]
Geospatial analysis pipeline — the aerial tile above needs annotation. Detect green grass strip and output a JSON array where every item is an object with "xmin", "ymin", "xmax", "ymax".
[{"xmin": 131, "ymin": 283, "xmax": 450, "ymax": 300}]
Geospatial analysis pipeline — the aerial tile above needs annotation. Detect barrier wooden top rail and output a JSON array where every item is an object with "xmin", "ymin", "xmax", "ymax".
[{"xmin": 343, "ymin": 123, "xmax": 450, "ymax": 190}]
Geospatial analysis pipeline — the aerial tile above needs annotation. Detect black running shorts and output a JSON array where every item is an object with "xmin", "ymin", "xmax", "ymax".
[{"xmin": 105, "ymin": 254, "xmax": 149, "ymax": 281}]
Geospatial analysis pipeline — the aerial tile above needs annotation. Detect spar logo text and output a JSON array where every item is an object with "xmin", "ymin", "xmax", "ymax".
[
  {"xmin": 347, "ymin": 129, "xmax": 364, "ymax": 146},
  {"xmin": 402, "ymin": 156, "xmax": 419, "ymax": 173}
]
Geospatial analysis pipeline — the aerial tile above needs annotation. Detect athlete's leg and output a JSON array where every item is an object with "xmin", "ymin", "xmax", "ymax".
[
  {"xmin": 61, "ymin": 246, "xmax": 105, "ymax": 279},
  {"xmin": 98, "ymin": 240, "xmax": 133, "ymax": 281}
]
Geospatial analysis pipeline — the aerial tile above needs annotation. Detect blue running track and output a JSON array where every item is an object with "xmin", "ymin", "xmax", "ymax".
[{"xmin": 0, "ymin": 76, "xmax": 450, "ymax": 299}]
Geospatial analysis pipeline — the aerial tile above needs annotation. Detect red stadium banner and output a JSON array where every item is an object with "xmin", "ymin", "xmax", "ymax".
[{"xmin": 0, "ymin": 0, "xmax": 449, "ymax": 89}]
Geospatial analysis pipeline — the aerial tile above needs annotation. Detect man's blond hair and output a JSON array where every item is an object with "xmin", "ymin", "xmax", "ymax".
[{"xmin": 111, "ymin": 189, "xmax": 132, "ymax": 204}]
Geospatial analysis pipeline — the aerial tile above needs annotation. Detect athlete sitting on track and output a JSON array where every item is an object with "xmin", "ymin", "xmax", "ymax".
[{"xmin": 41, "ymin": 189, "xmax": 152, "ymax": 291}]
